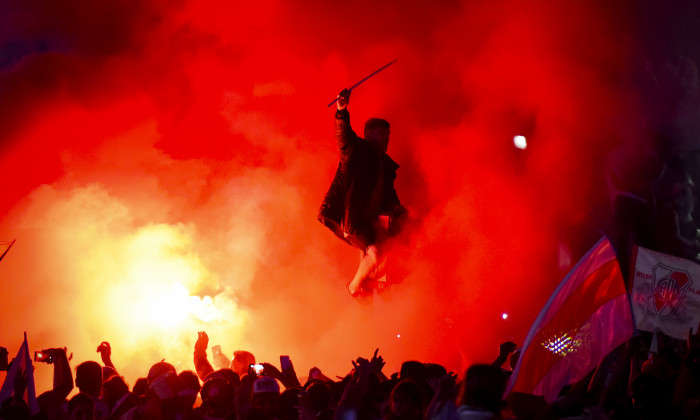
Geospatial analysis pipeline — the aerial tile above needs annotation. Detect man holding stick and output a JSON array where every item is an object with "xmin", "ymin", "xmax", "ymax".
[{"xmin": 318, "ymin": 88, "xmax": 407, "ymax": 298}]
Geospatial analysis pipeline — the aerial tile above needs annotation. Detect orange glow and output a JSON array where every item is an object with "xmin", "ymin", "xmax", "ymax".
[
  {"xmin": 109, "ymin": 225, "xmax": 229, "ymax": 332},
  {"xmin": 0, "ymin": 0, "xmax": 666, "ymax": 395}
]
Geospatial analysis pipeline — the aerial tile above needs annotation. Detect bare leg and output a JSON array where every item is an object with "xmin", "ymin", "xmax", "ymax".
[{"xmin": 348, "ymin": 244, "xmax": 379, "ymax": 295}]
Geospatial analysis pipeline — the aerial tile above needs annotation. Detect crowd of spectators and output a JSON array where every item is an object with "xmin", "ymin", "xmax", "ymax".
[{"xmin": 2, "ymin": 328, "xmax": 700, "ymax": 419}]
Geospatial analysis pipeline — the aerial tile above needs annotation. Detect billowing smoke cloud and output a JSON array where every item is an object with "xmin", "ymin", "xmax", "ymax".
[{"xmin": 0, "ymin": 0, "xmax": 693, "ymax": 392}]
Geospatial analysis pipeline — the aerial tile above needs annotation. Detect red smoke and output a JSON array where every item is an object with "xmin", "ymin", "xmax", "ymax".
[{"xmin": 0, "ymin": 0, "xmax": 687, "ymax": 393}]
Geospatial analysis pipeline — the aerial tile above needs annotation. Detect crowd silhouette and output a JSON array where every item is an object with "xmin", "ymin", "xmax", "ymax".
[{"xmin": 1, "ymin": 327, "xmax": 700, "ymax": 419}]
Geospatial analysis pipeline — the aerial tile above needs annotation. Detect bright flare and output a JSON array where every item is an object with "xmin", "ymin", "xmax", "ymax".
[
  {"xmin": 105, "ymin": 224, "xmax": 233, "ymax": 337},
  {"xmin": 513, "ymin": 135, "xmax": 527, "ymax": 150}
]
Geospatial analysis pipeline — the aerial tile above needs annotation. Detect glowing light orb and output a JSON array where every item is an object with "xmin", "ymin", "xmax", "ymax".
[
  {"xmin": 397, "ymin": 334, "xmax": 401, "ymax": 338},
  {"xmin": 502, "ymin": 313, "xmax": 509, "ymax": 320},
  {"xmin": 513, "ymin": 135, "xmax": 527, "ymax": 150}
]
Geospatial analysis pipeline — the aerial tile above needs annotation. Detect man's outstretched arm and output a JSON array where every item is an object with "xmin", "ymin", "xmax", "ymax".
[{"xmin": 335, "ymin": 89, "xmax": 359, "ymax": 153}]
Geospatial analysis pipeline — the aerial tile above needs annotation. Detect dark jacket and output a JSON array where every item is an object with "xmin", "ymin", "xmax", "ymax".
[{"xmin": 318, "ymin": 109, "xmax": 402, "ymax": 248}]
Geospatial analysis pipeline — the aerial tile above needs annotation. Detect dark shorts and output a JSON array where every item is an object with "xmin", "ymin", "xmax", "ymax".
[{"xmin": 343, "ymin": 216, "xmax": 391, "ymax": 251}]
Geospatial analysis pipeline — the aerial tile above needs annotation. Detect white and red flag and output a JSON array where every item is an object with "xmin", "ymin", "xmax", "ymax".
[
  {"xmin": 630, "ymin": 245, "xmax": 700, "ymax": 339},
  {"xmin": 0, "ymin": 332, "xmax": 39, "ymax": 414},
  {"xmin": 507, "ymin": 237, "xmax": 635, "ymax": 402}
]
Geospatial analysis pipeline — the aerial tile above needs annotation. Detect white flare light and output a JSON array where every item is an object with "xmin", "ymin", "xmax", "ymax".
[{"xmin": 513, "ymin": 135, "xmax": 527, "ymax": 150}]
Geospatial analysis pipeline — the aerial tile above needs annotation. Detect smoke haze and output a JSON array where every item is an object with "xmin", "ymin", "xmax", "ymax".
[{"xmin": 0, "ymin": 0, "xmax": 696, "ymax": 391}]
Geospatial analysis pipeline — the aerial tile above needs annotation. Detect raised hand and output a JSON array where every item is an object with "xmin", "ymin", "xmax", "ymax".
[
  {"xmin": 261, "ymin": 362, "xmax": 279, "ymax": 378},
  {"xmin": 280, "ymin": 356, "xmax": 301, "ymax": 388},
  {"xmin": 337, "ymin": 89, "xmax": 351, "ymax": 111},
  {"xmin": 494, "ymin": 341, "xmax": 518, "ymax": 368},
  {"xmin": 261, "ymin": 361, "xmax": 301, "ymax": 388},
  {"xmin": 428, "ymin": 371, "xmax": 458, "ymax": 399},
  {"xmin": 352, "ymin": 357, "xmax": 372, "ymax": 378},
  {"xmin": 41, "ymin": 347, "xmax": 68, "ymax": 364},
  {"xmin": 96, "ymin": 342, "xmax": 111, "ymax": 357},
  {"xmin": 369, "ymin": 348, "xmax": 386, "ymax": 375},
  {"xmin": 440, "ymin": 372, "xmax": 458, "ymax": 393},
  {"xmin": 96, "ymin": 342, "xmax": 115, "ymax": 369},
  {"xmin": 96, "ymin": 342, "xmax": 111, "ymax": 364},
  {"xmin": 195, "ymin": 331, "xmax": 209, "ymax": 353},
  {"xmin": 499, "ymin": 341, "xmax": 517, "ymax": 357}
]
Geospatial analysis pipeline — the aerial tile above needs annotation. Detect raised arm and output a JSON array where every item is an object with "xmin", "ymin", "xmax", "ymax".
[
  {"xmin": 334, "ymin": 351, "xmax": 383, "ymax": 420},
  {"xmin": 97, "ymin": 341, "xmax": 116, "ymax": 371},
  {"xmin": 193, "ymin": 331, "xmax": 214, "ymax": 381},
  {"xmin": 335, "ymin": 89, "xmax": 360, "ymax": 154},
  {"xmin": 37, "ymin": 347, "xmax": 73, "ymax": 409},
  {"xmin": 492, "ymin": 341, "xmax": 517, "ymax": 369}
]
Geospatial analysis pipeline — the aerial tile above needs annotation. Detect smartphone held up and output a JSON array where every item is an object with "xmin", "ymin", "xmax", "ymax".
[
  {"xmin": 280, "ymin": 355, "xmax": 291, "ymax": 371},
  {"xmin": 34, "ymin": 350, "xmax": 54, "ymax": 364},
  {"xmin": 250, "ymin": 364, "xmax": 264, "ymax": 375}
]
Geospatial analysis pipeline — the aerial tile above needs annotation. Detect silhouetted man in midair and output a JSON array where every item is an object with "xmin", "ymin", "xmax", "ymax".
[{"xmin": 318, "ymin": 89, "xmax": 406, "ymax": 298}]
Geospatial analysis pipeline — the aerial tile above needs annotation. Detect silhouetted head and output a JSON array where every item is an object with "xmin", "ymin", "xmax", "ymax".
[
  {"xmin": 132, "ymin": 377, "xmax": 149, "ymax": 396},
  {"xmin": 231, "ymin": 350, "xmax": 255, "ymax": 377},
  {"xmin": 206, "ymin": 368, "xmax": 240, "ymax": 388},
  {"xmin": 102, "ymin": 375, "xmax": 129, "ymax": 409},
  {"xmin": 178, "ymin": 370, "xmax": 201, "ymax": 409},
  {"xmin": 68, "ymin": 392, "xmax": 95, "ymax": 420},
  {"xmin": 459, "ymin": 364, "xmax": 506, "ymax": 414},
  {"xmin": 252, "ymin": 377, "xmax": 280, "ymax": 416},
  {"xmin": 278, "ymin": 388, "xmax": 305, "ymax": 419},
  {"xmin": 399, "ymin": 361, "xmax": 426, "ymax": 381},
  {"xmin": 147, "ymin": 361, "xmax": 177, "ymax": 384},
  {"xmin": 364, "ymin": 118, "xmax": 390, "ymax": 152},
  {"xmin": 425, "ymin": 363, "xmax": 447, "ymax": 380},
  {"xmin": 390, "ymin": 379, "xmax": 423, "ymax": 420},
  {"xmin": 306, "ymin": 381, "xmax": 331, "ymax": 412},
  {"xmin": 178, "ymin": 370, "xmax": 201, "ymax": 392},
  {"xmin": 201, "ymin": 377, "xmax": 236, "ymax": 417},
  {"xmin": 102, "ymin": 366, "xmax": 118, "ymax": 383},
  {"xmin": 631, "ymin": 373, "xmax": 667, "ymax": 413},
  {"xmin": 75, "ymin": 361, "xmax": 103, "ymax": 397}
]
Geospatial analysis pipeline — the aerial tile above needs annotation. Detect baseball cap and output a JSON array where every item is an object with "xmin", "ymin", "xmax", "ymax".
[{"xmin": 253, "ymin": 376, "xmax": 280, "ymax": 394}]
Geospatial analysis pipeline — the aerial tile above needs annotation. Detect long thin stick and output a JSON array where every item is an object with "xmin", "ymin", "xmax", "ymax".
[{"xmin": 327, "ymin": 59, "xmax": 398, "ymax": 107}]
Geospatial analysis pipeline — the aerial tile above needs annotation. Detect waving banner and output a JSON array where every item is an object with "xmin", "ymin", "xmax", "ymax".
[
  {"xmin": 631, "ymin": 245, "xmax": 700, "ymax": 339},
  {"xmin": 0, "ymin": 332, "xmax": 39, "ymax": 415},
  {"xmin": 508, "ymin": 237, "xmax": 634, "ymax": 402}
]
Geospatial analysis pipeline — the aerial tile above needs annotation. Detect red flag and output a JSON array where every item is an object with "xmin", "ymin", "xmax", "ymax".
[
  {"xmin": 0, "ymin": 332, "xmax": 39, "ymax": 414},
  {"xmin": 507, "ymin": 237, "xmax": 634, "ymax": 402}
]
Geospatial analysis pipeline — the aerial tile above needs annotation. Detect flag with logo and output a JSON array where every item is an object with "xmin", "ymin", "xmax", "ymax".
[
  {"xmin": 0, "ymin": 332, "xmax": 39, "ymax": 414},
  {"xmin": 507, "ymin": 237, "xmax": 635, "ymax": 402},
  {"xmin": 630, "ymin": 245, "xmax": 700, "ymax": 339}
]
